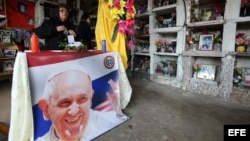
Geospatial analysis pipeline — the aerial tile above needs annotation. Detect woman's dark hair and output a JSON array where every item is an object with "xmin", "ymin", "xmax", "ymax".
[
  {"xmin": 50, "ymin": 3, "xmax": 70, "ymax": 20},
  {"xmin": 81, "ymin": 13, "xmax": 90, "ymax": 22},
  {"xmin": 58, "ymin": 3, "xmax": 69, "ymax": 11}
]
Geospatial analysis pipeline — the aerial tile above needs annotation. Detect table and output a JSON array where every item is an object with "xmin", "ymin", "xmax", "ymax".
[{"xmin": 8, "ymin": 51, "xmax": 132, "ymax": 141}]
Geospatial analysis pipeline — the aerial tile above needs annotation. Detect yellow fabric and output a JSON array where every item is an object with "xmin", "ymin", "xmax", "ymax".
[{"xmin": 95, "ymin": 0, "xmax": 128, "ymax": 69}]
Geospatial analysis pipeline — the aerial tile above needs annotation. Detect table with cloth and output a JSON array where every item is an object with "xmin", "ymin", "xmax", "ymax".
[{"xmin": 8, "ymin": 51, "xmax": 132, "ymax": 141}]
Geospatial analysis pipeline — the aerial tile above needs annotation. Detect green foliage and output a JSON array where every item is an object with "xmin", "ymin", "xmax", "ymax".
[
  {"xmin": 58, "ymin": 39, "xmax": 87, "ymax": 51},
  {"xmin": 111, "ymin": 23, "xmax": 119, "ymax": 42}
]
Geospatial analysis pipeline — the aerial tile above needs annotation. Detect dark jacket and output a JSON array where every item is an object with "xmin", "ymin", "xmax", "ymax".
[
  {"xmin": 35, "ymin": 8, "xmax": 75, "ymax": 50},
  {"xmin": 77, "ymin": 21, "xmax": 93, "ymax": 49}
]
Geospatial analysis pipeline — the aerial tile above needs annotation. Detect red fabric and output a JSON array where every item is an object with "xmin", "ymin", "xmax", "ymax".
[{"xmin": 6, "ymin": 0, "xmax": 35, "ymax": 30}]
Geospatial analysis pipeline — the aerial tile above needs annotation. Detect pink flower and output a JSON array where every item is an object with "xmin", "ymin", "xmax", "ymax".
[
  {"xmin": 114, "ymin": 0, "xmax": 121, "ymax": 9},
  {"xmin": 127, "ymin": 40, "xmax": 135, "ymax": 49},
  {"xmin": 235, "ymin": 33, "xmax": 249, "ymax": 46},
  {"xmin": 193, "ymin": 64, "xmax": 201, "ymax": 72},
  {"xmin": 127, "ymin": 27, "xmax": 134, "ymax": 36},
  {"xmin": 118, "ymin": 20, "xmax": 127, "ymax": 34},
  {"xmin": 241, "ymin": 0, "xmax": 250, "ymax": 6}
]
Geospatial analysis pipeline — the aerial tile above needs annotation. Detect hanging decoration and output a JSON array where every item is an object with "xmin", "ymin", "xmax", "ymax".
[{"xmin": 107, "ymin": 0, "xmax": 136, "ymax": 49}]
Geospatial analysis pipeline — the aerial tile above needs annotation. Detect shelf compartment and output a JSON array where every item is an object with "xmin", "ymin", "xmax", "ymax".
[
  {"xmin": 152, "ymin": 4, "xmax": 177, "ymax": 13},
  {"xmin": 133, "ymin": 55, "xmax": 150, "ymax": 73},
  {"xmin": 154, "ymin": 26, "xmax": 183, "ymax": 33},
  {"xmin": 154, "ymin": 52, "xmax": 178, "ymax": 56},
  {"xmin": 134, "ymin": 35, "xmax": 150, "ymax": 39},
  {"xmin": 134, "ymin": 52, "xmax": 150, "ymax": 56},
  {"xmin": 183, "ymin": 50, "xmax": 225, "ymax": 57},
  {"xmin": 235, "ymin": 52, "xmax": 250, "ymax": 57},
  {"xmin": 136, "ymin": 11, "xmax": 151, "ymax": 18},
  {"xmin": 187, "ymin": 20, "xmax": 225, "ymax": 28}
]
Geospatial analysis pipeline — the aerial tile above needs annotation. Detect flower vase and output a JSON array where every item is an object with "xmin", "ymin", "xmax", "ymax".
[
  {"xmin": 236, "ymin": 45, "xmax": 246, "ymax": 53},
  {"xmin": 157, "ymin": 46, "xmax": 161, "ymax": 52},
  {"xmin": 214, "ymin": 43, "xmax": 222, "ymax": 51},
  {"xmin": 161, "ymin": 46, "xmax": 165, "ymax": 53},
  {"xmin": 193, "ymin": 72, "xmax": 197, "ymax": 79},
  {"xmin": 192, "ymin": 43, "xmax": 198, "ymax": 50},
  {"xmin": 137, "ymin": 46, "xmax": 142, "ymax": 53}
]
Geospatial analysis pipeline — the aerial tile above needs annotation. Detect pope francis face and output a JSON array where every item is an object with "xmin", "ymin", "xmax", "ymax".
[{"xmin": 39, "ymin": 71, "xmax": 94, "ymax": 141}]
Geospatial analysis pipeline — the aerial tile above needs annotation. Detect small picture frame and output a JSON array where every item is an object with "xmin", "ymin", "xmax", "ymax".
[
  {"xmin": 3, "ymin": 49, "xmax": 17, "ymax": 58},
  {"xmin": 0, "ymin": 0, "xmax": 3, "ymax": 11},
  {"xmin": 0, "ymin": 48, "xmax": 3, "ymax": 57},
  {"xmin": 3, "ymin": 60, "xmax": 14, "ymax": 73},
  {"xmin": 197, "ymin": 64, "xmax": 216, "ymax": 80},
  {"xmin": 200, "ymin": 8, "xmax": 213, "ymax": 21},
  {"xmin": 199, "ymin": 34, "xmax": 214, "ymax": 51},
  {"xmin": 2, "ymin": 35, "xmax": 11, "ymax": 43},
  {"xmin": 18, "ymin": 2, "xmax": 27, "ymax": 14}
]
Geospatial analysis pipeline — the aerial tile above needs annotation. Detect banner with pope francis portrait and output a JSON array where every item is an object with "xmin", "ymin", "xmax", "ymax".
[{"xmin": 27, "ymin": 51, "xmax": 129, "ymax": 141}]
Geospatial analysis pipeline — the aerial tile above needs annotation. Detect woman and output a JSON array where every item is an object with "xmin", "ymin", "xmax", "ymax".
[
  {"xmin": 35, "ymin": 4, "xmax": 76, "ymax": 50},
  {"xmin": 77, "ymin": 13, "xmax": 93, "ymax": 49}
]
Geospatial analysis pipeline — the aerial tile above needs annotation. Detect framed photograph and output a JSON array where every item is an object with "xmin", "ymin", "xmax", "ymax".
[
  {"xmin": 2, "ymin": 35, "xmax": 11, "ymax": 43},
  {"xmin": 0, "ymin": 48, "xmax": 3, "ymax": 57},
  {"xmin": 197, "ymin": 64, "xmax": 216, "ymax": 80},
  {"xmin": 18, "ymin": 2, "xmax": 27, "ymax": 14},
  {"xmin": 3, "ymin": 60, "xmax": 14, "ymax": 73},
  {"xmin": 3, "ymin": 49, "xmax": 17, "ymax": 58},
  {"xmin": 0, "ymin": 0, "xmax": 3, "ymax": 11},
  {"xmin": 28, "ymin": 18, "xmax": 34, "ymax": 25},
  {"xmin": 200, "ymin": 8, "xmax": 213, "ymax": 21},
  {"xmin": 199, "ymin": 34, "xmax": 214, "ymax": 51}
]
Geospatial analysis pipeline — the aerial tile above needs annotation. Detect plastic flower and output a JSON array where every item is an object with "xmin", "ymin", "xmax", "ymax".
[
  {"xmin": 193, "ymin": 64, "xmax": 201, "ymax": 72},
  {"xmin": 235, "ymin": 33, "xmax": 249, "ymax": 46},
  {"xmin": 108, "ymin": 0, "xmax": 136, "ymax": 49},
  {"xmin": 192, "ymin": 35, "xmax": 199, "ymax": 43},
  {"xmin": 241, "ymin": 0, "xmax": 250, "ymax": 7},
  {"xmin": 214, "ymin": 34, "xmax": 222, "ymax": 44},
  {"xmin": 155, "ymin": 39, "xmax": 166, "ymax": 47}
]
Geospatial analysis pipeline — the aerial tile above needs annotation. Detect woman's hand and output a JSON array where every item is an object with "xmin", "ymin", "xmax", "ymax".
[
  {"xmin": 68, "ymin": 30, "xmax": 76, "ymax": 36},
  {"xmin": 56, "ymin": 25, "xmax": 66, "ymax": 32}
]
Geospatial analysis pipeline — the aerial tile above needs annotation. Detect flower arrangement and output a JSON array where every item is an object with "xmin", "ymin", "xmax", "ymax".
[
  {"xmin": 155, "ymin": 39, "xmax": 167, "ymax": 47},
  {"xmin": 214, "ymin": 34, "xmax": 222, "ymax": 44},
  {"xmin": 107, "ymin": 0, "xmax": 136, "ymax": 49},
  {"xmin": 156, "ymin": 15, "xmax": 164, "ymax": 24},
  {"xmin": 192, "ymin": 34, "xmax": 200, "ymax": 44},
  {"xmin": 193, "ymin": 64, "xmax": 201, "ymax": 72},
  {"xmin": 241, "ymin": 0, "xmax": 250, "ymax": 7},
  {"xmin": 58, "ymin": 39, "xmax": 87, "ymax": 52},
  {"xmin": 235, "ymin": 33, "xmax": 249, "ymax": 46}
]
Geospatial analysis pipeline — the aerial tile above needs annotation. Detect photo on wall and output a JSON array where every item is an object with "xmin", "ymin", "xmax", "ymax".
[
  {"xmin": 3, "ymin": 60, "xmax": 14, "ymax": 73},
  {"xmin": 17, "ymin": 2, "xmax": 27, "ymax": 14},
  {"xmin": 199, "ymin": 34, "xmax": 214, "ymax": 51},
  {"xmin": 0, "ymin": 0, "xmax": 3, "ymax": 11}
]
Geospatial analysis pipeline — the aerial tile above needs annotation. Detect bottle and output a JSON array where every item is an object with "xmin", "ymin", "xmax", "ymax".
[
  {"xmin": 31, "ymin": 33, "xmax": 39, "ymax": 52},
  {"xmin": 102, "ymin": 39, "xmax": 106, "ymax": 52}
]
